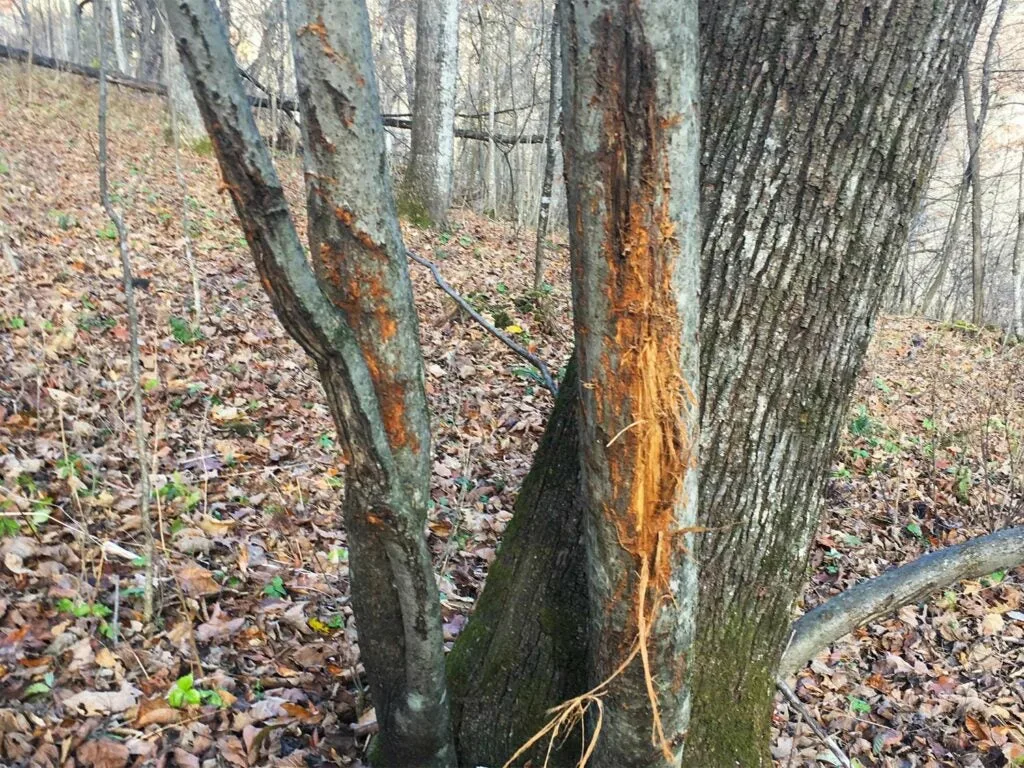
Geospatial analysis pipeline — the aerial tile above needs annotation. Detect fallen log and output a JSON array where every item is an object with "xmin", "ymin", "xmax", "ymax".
[{"xmin": 0, "ymin": 44, "xmax": 545, "ymax": 145}]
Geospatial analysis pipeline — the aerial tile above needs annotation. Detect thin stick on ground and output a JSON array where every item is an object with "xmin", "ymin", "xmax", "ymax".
[
  {"xmin": 407, "ymin": 248, "xmax": 559, "ymax": 395},
  {"xmin": 776, "ymin": 678, "xmax": 852, "ymax": 768},
  {"xmin": 96, "ymin": 3, "xmax": 156, "ymax": 621},
  {"xmin": 164, "ymin": 27, "xmax": 202, "ymax": 327}
]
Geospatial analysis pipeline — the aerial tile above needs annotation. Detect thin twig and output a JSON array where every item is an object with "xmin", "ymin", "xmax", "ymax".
[
  {"xmin": 776, "ymin": 678, "xmax": 852, "ymax": 768},
  {"xmin": 96, "ymin": 2, "xmax": 156, "ymax": 622},
  {"xmin": 407, "ymin": 248, "xmax": 559, "ymax": 395}
]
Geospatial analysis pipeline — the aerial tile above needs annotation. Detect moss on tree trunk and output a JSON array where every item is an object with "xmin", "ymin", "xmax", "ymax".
[{"xmin": 447, "ymin": 359, "xmax": 588, "ymax": 767}]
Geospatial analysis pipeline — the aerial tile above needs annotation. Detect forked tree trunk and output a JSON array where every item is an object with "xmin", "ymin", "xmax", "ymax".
[
  {"xmin": 447, "ymin": 358, "xmax": 588, "ymax": 765},
  {"xmin": 161, "ymin": 0, "xmax": 453, "ymax": 764},
  {"xmin": 399, "ymin": 0, "xmax": 459, "ymax": 227},
  {"xmin": 451, "ymin": 0, "xmax": 983, "ymax": 765}
]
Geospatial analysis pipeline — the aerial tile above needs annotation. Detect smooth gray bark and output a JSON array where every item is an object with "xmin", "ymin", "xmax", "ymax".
[
  {"xmin": 782, "ymin": 527, "xmax": 1024, "ymax": 674},
  {"xmin": 162, "ymin": 26, "xmax": 204, "ymax": 141},
  {"xmin": 109, "ymin": 0, "xmax": 127, "ymax": 72}
]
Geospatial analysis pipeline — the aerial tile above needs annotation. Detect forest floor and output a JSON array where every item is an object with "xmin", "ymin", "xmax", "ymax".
[{"xmin": 1, "ymin": 61, "xmax": 1024, "ymax": 768}]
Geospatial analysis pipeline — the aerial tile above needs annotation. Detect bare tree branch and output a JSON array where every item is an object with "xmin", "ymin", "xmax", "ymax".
[
  {"xmin": 407, "ymin": 249, "xmax": 559, "ymax": 396},
  {"xmin": 782, "ymin": 526, "xmax": 1024, "ymax": 674}
]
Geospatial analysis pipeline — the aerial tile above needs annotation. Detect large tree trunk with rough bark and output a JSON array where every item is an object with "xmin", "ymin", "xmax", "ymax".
[
  {"xmin": 399, "ymin": 0, "xmax": 459, "ymax": 227},
  {"xmin": 451, "ymin": 0, "xmax": 984, "ymax": 765}
]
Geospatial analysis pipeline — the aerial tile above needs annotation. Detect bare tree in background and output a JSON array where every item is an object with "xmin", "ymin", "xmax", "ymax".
[{"xmin": 398, "ymin": 0, "xmax": 458, "ymax": 227}]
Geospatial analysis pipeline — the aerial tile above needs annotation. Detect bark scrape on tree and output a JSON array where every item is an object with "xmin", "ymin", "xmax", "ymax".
[{"xmin": 562, "ymin": 1, "xmax": 701, "ymax": 764}]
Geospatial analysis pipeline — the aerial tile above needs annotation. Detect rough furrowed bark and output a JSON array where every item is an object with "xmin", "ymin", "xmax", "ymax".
[
  {"xmin": 447, "ymin": 358, "xmax": 588, "ymax": 768},
  {"xmin": 561, "ymin": 1, "xmax": 701, "ymax": 765},
  {"xmin": 685, "ymin": 0, "xmax": 982, "ymax": 763},
  {"xmin": 465, "ymin": 0, "xmax": 984, "ymax": 766},
  {"xmin": 161, "ymin": 0, "xmax": 453, "ymax": 764}
]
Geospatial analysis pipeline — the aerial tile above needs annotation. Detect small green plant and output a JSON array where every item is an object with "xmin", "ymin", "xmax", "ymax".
[
  {"xmin": 56, "ymin": 598, "xmax": 112, "ymax": 619},
  {"xmin": 954, "ymin": 465, "xmax": 972, "ymax": 503},
  {"xmin": 24, "ymin": 672, "xmax": 55, "ymax": 698},
  {"xmin": 169, "ymin": 316, "xmax": 203, "ymax": 344},
  {"xmin": 318, "ymin": 433, "xmax": 335, "ymax": 451},
  {"xmin": 157, "ymin": 474, "xmax": 201, "ymax": 511},
  {"xmin": 0, "ymin": 517, "xmax": 20, "ymax": 537},
  {"xmin": 849, "ymin": 405, "xmax": 876, "ymax": 437},
  {"xmin": 328, "ymin": 547, "xmax": 348, "ymax": 565},
  {"xmin": 981, "ymin": 570, "xmax": 1005, "ymax": 587},
  {"xmin": 167, "ymin": 674, "xmax": 225, "ymax": 709},
  {"xmin": 50, "ymin": 211, "xmax": 77, "ymax": 230},
  {"xmin": 96, "ymin": 222, "xmax": 118, "ymax": 240},
  {"xmin": 4, "ymin": 316, "xmax": 26, "ymax": 330},
  {"xmin": 905, "ymin": 521, "xmax": 923, "ymax": 539},
  {"xmin": 848, "ymin": 695, "xmax": 871, "ymax": 714},
  {"xmin": 263, "ymin": 575, "xmax": 287, "ymax": 598}
]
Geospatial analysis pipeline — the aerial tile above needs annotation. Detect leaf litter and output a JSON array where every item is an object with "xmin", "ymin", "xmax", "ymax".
[{"xmin": 1, "ymin": 62, "xmax": 1023, "ymax": 767}]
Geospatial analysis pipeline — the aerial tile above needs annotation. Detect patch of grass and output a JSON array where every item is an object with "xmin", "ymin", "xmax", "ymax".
[{"xmin": 189, "ymin": 136, "xmax": 215, "ymax": 156}]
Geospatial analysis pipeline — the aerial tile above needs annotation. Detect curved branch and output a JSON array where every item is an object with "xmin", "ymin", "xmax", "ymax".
[
  {"xmin": 782, "ymin": 526, "xmax": 1024, "ymax": 674},
  {"xmin": 407, "ymin": 249, "xmax": 559, "ymax": 396}
]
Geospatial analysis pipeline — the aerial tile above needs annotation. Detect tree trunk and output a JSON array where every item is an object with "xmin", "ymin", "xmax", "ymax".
[
  {"xmin": 66, "ymin": 0, "xmax": 81, "ymax": 64},
  {"xmin": 447, "ymin": 358, "xmax": 588, "ymax": 766},
  {"xmin": 162, "ymin": 28, "xmax": 204, "ymax": 142},
  {"xmin": 560, "ymin": 0, "xmax": 702, "ymax": 764},
  {"xmin": 453, "ymin": 0, "xmax": 983, "ymax": 765},
  {"xmin": 161, "ymin": 0, "xmax": 454, "ymax": 763},
  {"xmin": 399, "ymin": 0, "xmax": 459, "ymax": 227},
  {"xmin": 109, "ymin": 0, "xmax": 128, "ymax": 72},
  {"xmin": 136, "ymin": 0, "xmax": 163, "ymax": 81},
  {"xmin": 964, "ymin": 74, "xmax": 985, "ymax": 326},
  {"xmin": 533, "ymin": 16, "xmax": 558, "ymax": 292},
  {"xmin": 1013, "ymin": 152, "xmax": 1024, "ymax": 339},
  {"xmin": 920, "ymin": 176, "xmax": 968, "ymax": 317}
]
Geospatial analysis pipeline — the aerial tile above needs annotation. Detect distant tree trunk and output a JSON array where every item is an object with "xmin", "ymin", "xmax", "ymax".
[
  {"xmin": 66, "ymin": 0, "xmax": 81, "ymax": 63},
  {"xmin": 1013, "ymin": 153, "xmax": 1024, "ymax": 339},
  {"xmin": 399, "ymin": 0, "xmax": 459, "ymax": 227},
  {"xmin": 533, "ymin": 16, "xmax": 558, "ymax": 292},
  {"xmin": 162, "ymin": 29, "xmax": 204, "ymax": 142},
  {"xmin": 964, "ymin": 74, "xmax": 985, "ymax": 326},
  {"xmin": 483, "ymin": 9, "xmax": 497, "ymax": 217},
  {"xmin": 920, "ymin": 176, "xmax": 968, "ymax": 317},
  {"xmin": 136, "ymin": 0, "xmax": 162, "ymax": 80},
  {"xmin": 109, "ymin": 0, "xmax": 127, "ymax": 72},
  {"xmin": 451, "ymin": 0, "xmax": 983, "ymax": 765}
]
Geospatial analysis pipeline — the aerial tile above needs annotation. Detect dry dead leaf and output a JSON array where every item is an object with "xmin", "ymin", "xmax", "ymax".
[
  {"xmin": 76, "ymin": 738, "xmax": 130, "ymax": 768},
  {"xmin": 62, "ymin": 682, "xmax": 140, "ymax": 715},
  {"xmin": 176, "ymin": 564, "xmax": 221, "ymax": 596}
]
